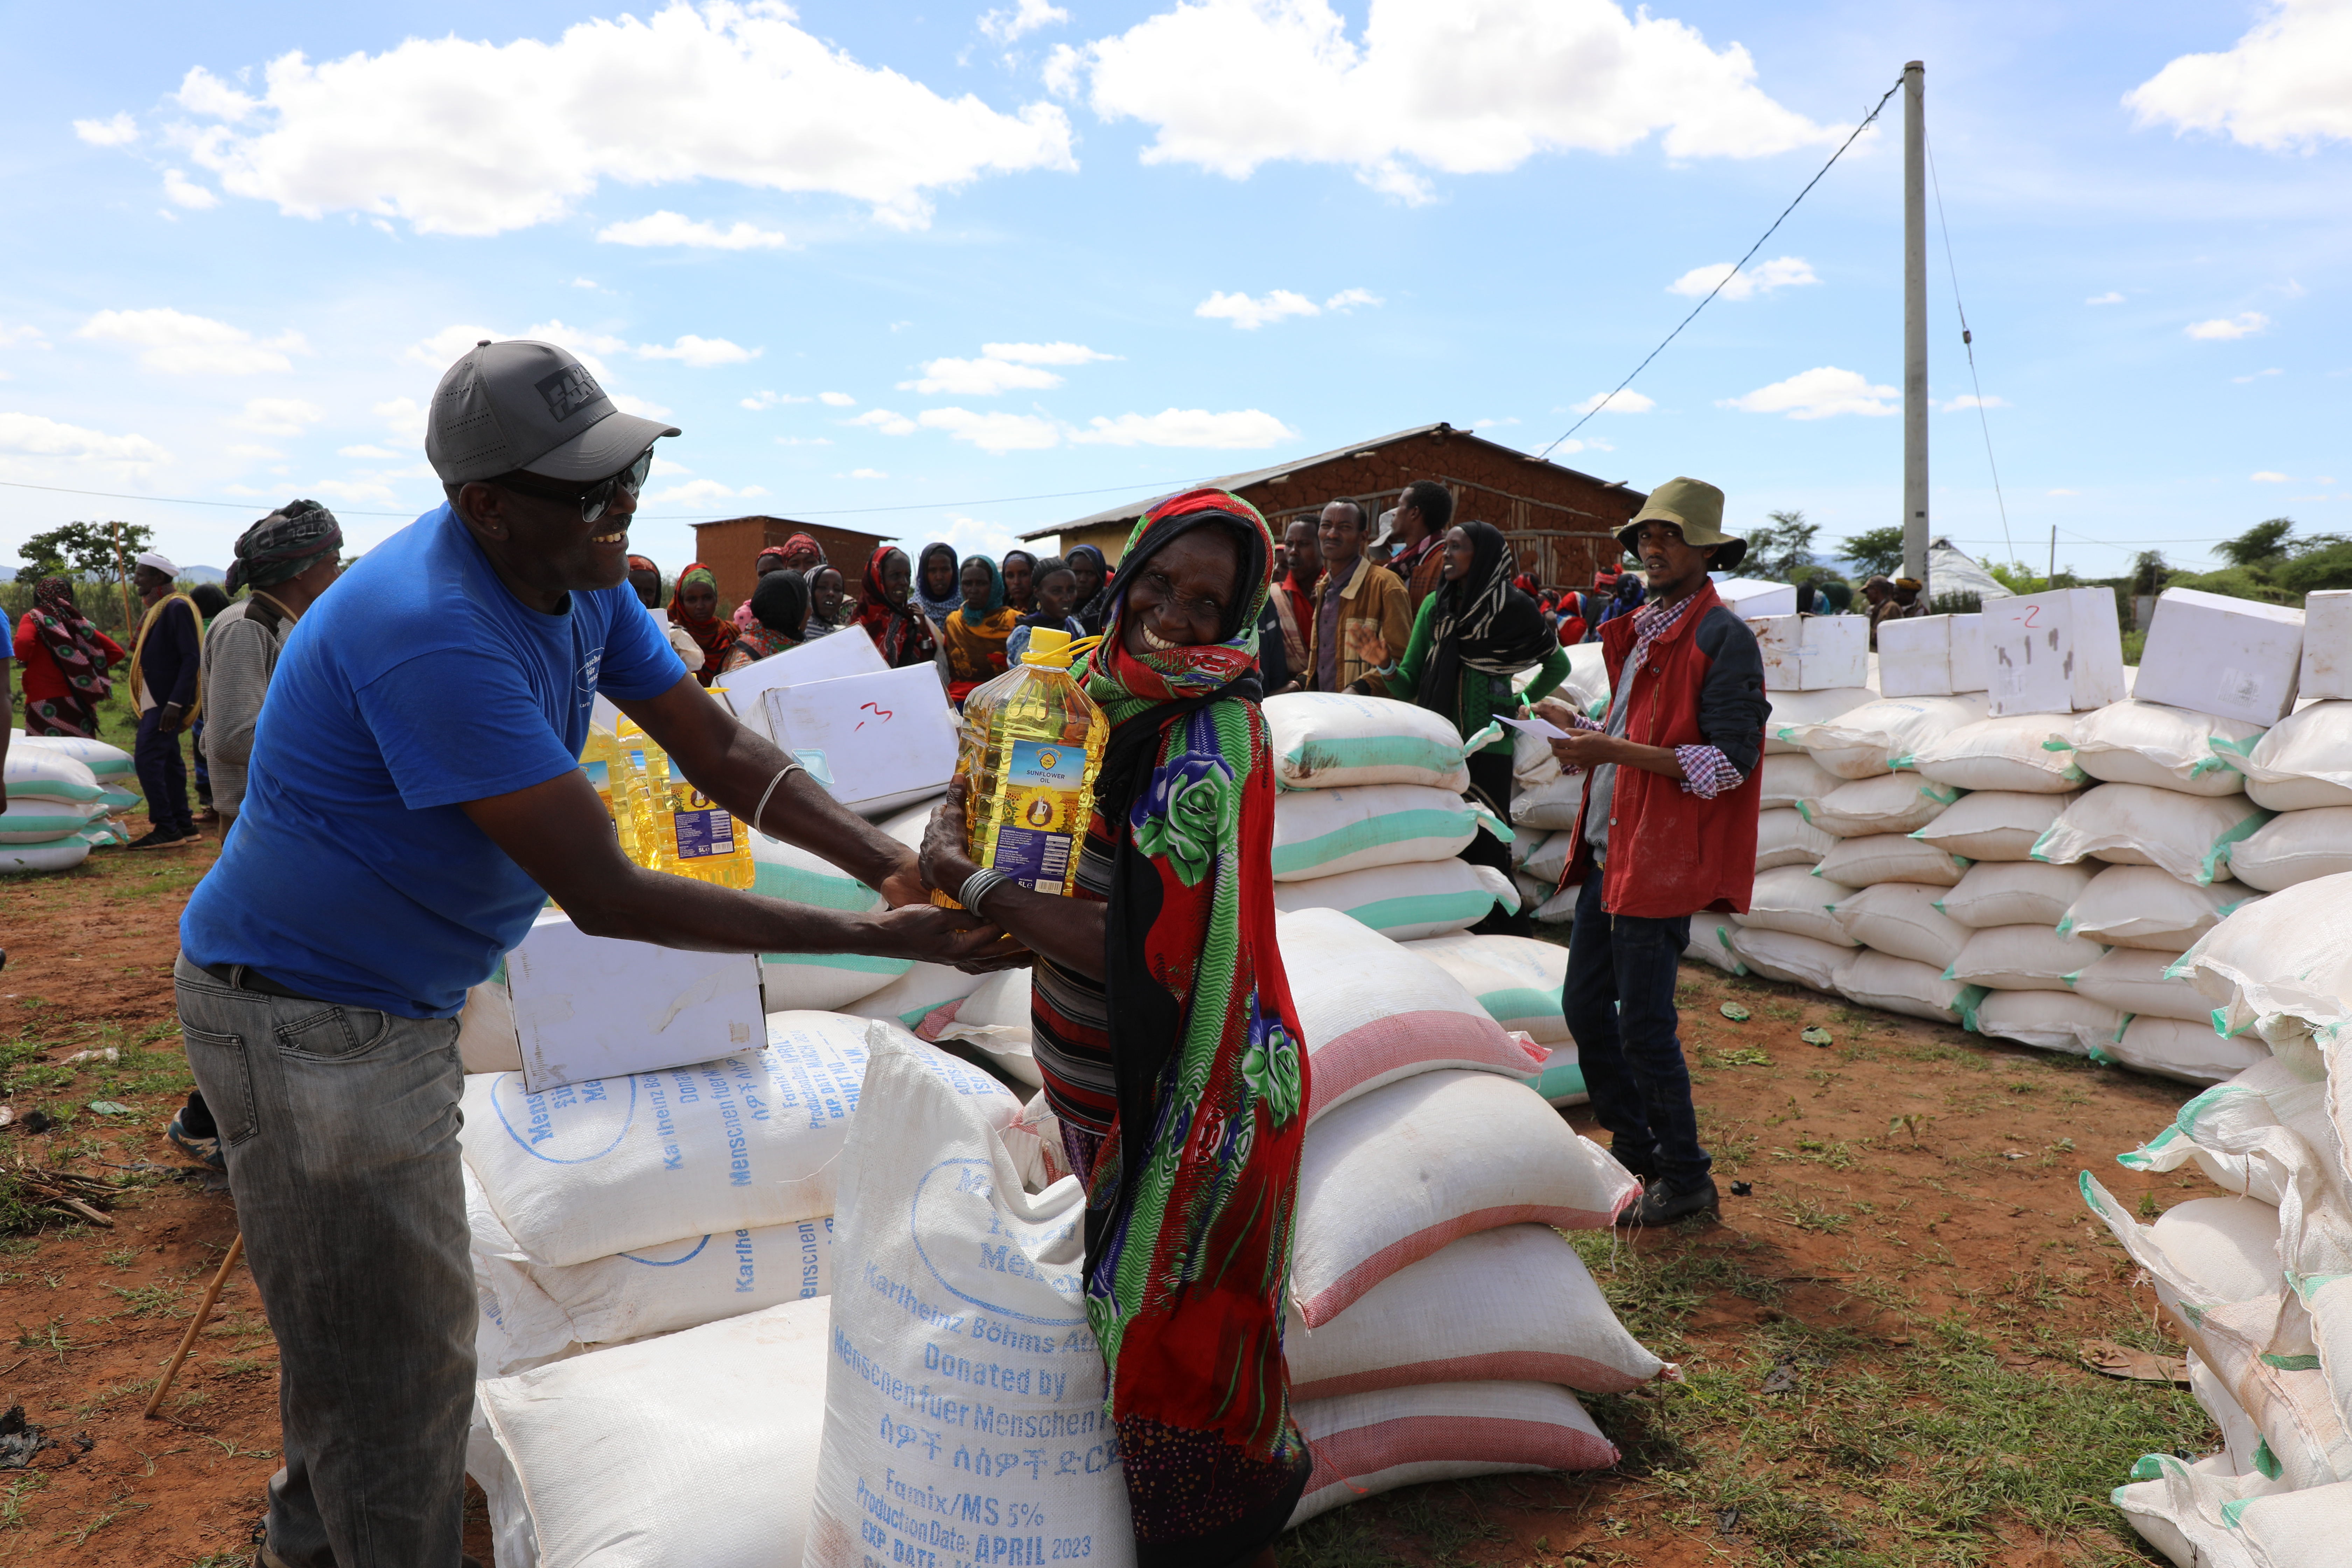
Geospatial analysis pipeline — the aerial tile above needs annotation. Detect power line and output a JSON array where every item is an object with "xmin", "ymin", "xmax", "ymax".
[
  {"xmin": 1924, "ymin": 129, "xmax": 2015, "ymax": 564},
  {"xmin": 1535, "ymin": 76, "xmax": 1906, "ymax": 461}
]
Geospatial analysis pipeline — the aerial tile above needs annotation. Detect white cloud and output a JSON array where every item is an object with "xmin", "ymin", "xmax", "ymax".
[
  {"xmin": 1196, "ymin": 289, "xmax": 1320, "ymax": 329},
  {"xmin": 1323, "ymin": 287, "xmax": 1382, "ymax": 312},
  {"xmin": 637, "ymin": 333, "xmax": 758, "ymax": 366},
  {"xmin": 1720, "ymin": 365, "xmax": 1898, "ymax": 420},
  {"xmin": 338, "ymin": 444, "xmax": 402, "ymax": 459},
  {"xmin": 651, "ymin": 456, "xmax": 693, "ymax": 476},
  {"xmin": 308, "ymin": 478, "xmax": 399, "ymax": 504},
  {"xmin": 374, "ymin": 397, "xmax": 426, "ymax": 441},
  {"xmin": 1472, "ymin": 416, "xmax": 1520, "ymax": 429},
  {"xmin": 1569, "ymin": 389, "xmax": 1655, "ymax": 415},
  {"xmin": 2234, "ymin": 367, "xmax": 2285, "ymax": 383},
  {"xmin": 162, "ymin": 169, "xmax": 220, "ymax": 210},
  {"xmin": 906, "ymin": 512, "xmax": 1023, "ymax": 560},
  {"xmin": 642, "ymin": 478, "xmax": 768, "ymax": 506},
  {"xmin": 901, "ymin": 356, "xmax": 1064, "ymax": 395},
  {"xmin": 225, "ymin": 443, "xmax": 285, "ymax": 461},
  {"xmin": 1940, "ymin": 393, "xmax": 2008, "ymax": 411},
  {"xmin": 918, "ymin": 407, "xmax": 1062, "ymax": 452},
  {"xmin": 165, "ymin": 6, "xmax": 1074, "ymax": 237},
  {"xmin": 847, "ymin": 467, "xmax": 889, "ymax": 479},
  {"xmin": 230, "ymin": 397, "xmax": 327, "ymax": 435},
  {"xmin": 1055, "ymin": 0, "xmax": 1841, "ymax": 200},
  {"xmin": 980, "ymin": 0, "xmax": 1070, "ymax": 44},
  {"xmin": 0, "ymin": 323, "xmax": 46, "ymax": 348},
  {"xmin": 775, "ymin": 435, "xmax": 834, "ymax": 446},
  {"xmin": 2086, "ymin": 290, "xmax": 2125, "ymax": 305},
  {"xmin": 1666, "ymin": 254, "xmax": 1817, "ymax": 301},
  {"xmin": 2047, "ymin": 488, "xmax": 2079, "ymax": 496},
  {"xmin": 2126, "ymin": 0, "xmax": 2352, "ymax": 151},
  {"xmin": 573, "ymin": 277, "xmax": 600, "ymax": 289},
  {"xmin": 0, "ymin": 411, "xmax": 170, "ymax": 464},
  {"xmin": 597, "ymin": 211, "xmax": 792, "ymax": 250},
  {"xmin": 1068, "ymin": 408, "xmax": 1296, "ymax": 448},
  {"xmin": 819, "ymin": 391, "xmax": 857, "ymax": 406},
  {"xmin": 741, "ymin": 390, "xmax": 810, "ymax": 410},
  {"xmin": 850, "ymin": 408, "xmax": 919, "ymax": 435},
  {"xmin": 983, "ymin": 341, "xmax": 1117, "ymax": 365},
  {"xmin": 2252, "ymin": 470, "xmax": 2291, "ymax": 482},
  {"xmin": 2188, "ymin": 312, "xmax": 2271, "ymax": 340},
  {"xmin": 78, "ymin": 307, "xmax": 305, "ymax": 374},
  {"xmin": 74, "ymin": 112, "xmax": 140, "ymax": 147},
  {"xmin": 610, "ymin": 391, "xmax": 674, "ymax": 421}
]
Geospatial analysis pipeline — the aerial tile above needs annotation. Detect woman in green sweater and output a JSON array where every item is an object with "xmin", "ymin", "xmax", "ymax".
[{"xmin": 1348, "ymin": 519, "xmax": 1568, "ymax": 933}]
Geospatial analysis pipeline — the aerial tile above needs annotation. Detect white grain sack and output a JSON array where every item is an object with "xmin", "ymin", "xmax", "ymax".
[
  {"xmin": 1759, "ymin": 751, "xmax": 1841, "ymax": 811},
  {"xmin": 1936, "ymin": 860, "xmax": 2096, "ymax": 930},
  {"xmin": 1401, "ymin": 931, "xmax": 1571, "ymax": 1044},
  {"xmin": 1534, "ymin": 881, "xmax": 1579, "ymax": 924},
  {"xmin": 2058, "ymin": 865, "xmax": 2261, "ymax": 951},
  {"xmin": 1815, "ymin": 833, "xmax": 1969, "ymax": 889},
  {"xmin": 1736, "ymin": 864, "xmax": 1857, "ymax": 947},
  {"xmin": 2103, "ymin": 1016, "xmax": 2267, "ymax": 1086},
  {"xmin": 1913, "ymin": 790, "xmax": 2078, "ymax": 862},
  {"xmin": 1971, "ymin": 990, "xmax": 2119, "ymax": 1056},
  {"xmin": 2171, "ymin": 872, "xmax": 2352, "ymax": 1041},
  {"xmin": 1726, "ymin": 927, "xmax": 1850, "ymax": 992},
  {"xmin": 1523, "ymin": 830, "xmax": 1574, "ymax": 884},
  {"xmin": 1763, "ymin": 687, "xmax": 1877, "ymax": 755},
  {"xmin": 2031, "ymin": 783, "xmax": 2273, "ymax": 887},
  {"xmin": 2116, "ymin": 1058, "xmax": 2333, "ymax": 1210},
  {"xmin": 1945, "ymin": 925, "xmax": 2108, "ymax": 992},
  {"xmin": 804, "ymin": 1027, "xmax": 1132, "ymax": 1568},
  {"xmin": 745, "ymin": 835, "xmax": 905, "ymax": 1011},
  {"xmin": 1907, "ymin": 713, "xmax": 2085, "ymax": 794},
  {"xmin": 2228, "ymin": 807, "xmax": 2352, "ymax": 893},
  {"xmin": 1271, "ymin": 783, "xmax": 1504, "ymax": 882},
  {"xmin": 1792, "ymin": 694, "xmax": 1989, "ymax": 780},
  {"xmin": 2236, "ymin": 699, "xmax": 2352, "ymax": 812},
  {"xmin": 1291, "ymin": 1071, "xmax": 1639, "ymax": 1327},
  {"xmin": 843, "ymin": 960, "xmax": 986, "ymax": 1033},
  {"xmin": 1685, "ymin": 913, "xmax": 1746, "ymax": 974},
  {"xmin": 1756, "ymin": 807, "xmax": 1835, "ymax": 869},
  {"xmin": 1511, "ymin": 770, "xmax": 1584, "ymax": 831},
  {"xmin": 2071, "ymin": 699, "xmax": 2266, "ymax": 797},
  {"xmin": 2114, "ymin": 1454, "xmax": 2352, "ymax": 1568},
  {"xmin": 1266, "ymin": 692, "xmax": 1491, "ymax": 791},
  {"xmin": 1510, "ymin": 825, "xmax": 1546, "ymax": 868},
  {"xmin": 1833, "ymin": 950, "xmax": 1977, "ymax": 1024},
  {"xmin": 1284, "ymin": 1224, "xmax": 1666, "ymax": 1402},
  {"xmin": 2070, "ymin": 948, "xmax": 2223, "ymax": 1023},
  {"xmin": 1830, "ymin": 882, "xmax": 1970, "ymax": 969},
  {"xmin": 1288, "ymin": 1381, "xmax": 1616, "ymax": 1528},
  {"xmin": 1272, "ymin": 859, "xmax": 1517, "ymax": 942},
  {"xmin": 1799, "ymin": 772, "xmax": 1963, "ymax": 838}
]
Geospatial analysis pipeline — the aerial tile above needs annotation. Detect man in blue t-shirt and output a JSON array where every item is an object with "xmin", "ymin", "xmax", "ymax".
[{"xmin": 176, "ymin": 340, "xmax": 1005, "ymax": 1568}]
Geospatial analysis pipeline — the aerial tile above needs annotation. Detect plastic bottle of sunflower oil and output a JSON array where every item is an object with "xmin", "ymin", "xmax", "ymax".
[
  {"xmin": 936, "ymin": 627, "xmax": 1108, "ymax": 907},
  {"xmin": 611, "ymin": 713, "xmax": 757, "ymax": 889}
]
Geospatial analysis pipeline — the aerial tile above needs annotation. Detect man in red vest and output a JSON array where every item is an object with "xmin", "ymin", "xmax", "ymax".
[{"xmin": 1533, "ymin": 477, "xmax": 1769, "ymax": 1227}]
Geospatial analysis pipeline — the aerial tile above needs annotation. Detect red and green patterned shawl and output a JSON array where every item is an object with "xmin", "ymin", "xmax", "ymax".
[{"xmin": 1075, "ymin": 488, "xmax": 1313, "ymax": 1564}]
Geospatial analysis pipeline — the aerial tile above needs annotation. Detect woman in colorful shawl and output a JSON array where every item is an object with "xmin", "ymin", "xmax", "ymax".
[
  {"xmin": 718, "ymin": 569, "xmax": 806, "ymax": 673},
  {"xmin": 667, "ymin": 562, "xmax": 738, "ymax": 686},
  {"xmin": 14, "ymin": 578, "xmax": 126, "ymax": 737},
  {"xmin": 1067, "ymin": 542, "xmax": 1111, "ymax": 635},
  {"xmin": 919, "ymin": 488, "xmax": 1312, "ymax": 1567},
  {"xmin": 1000, "ymin": 547, "xmax": 1038, "ymax": 616},
  {"xmin": 913, "ymin": 541, "xmax": 962, "ymax": 628},
  {"xmin": 932, "ymin": 554, "xmax": 1018, "ymax": 706},
  {"xmin": 1348, "ymin": 519, "xmax": 1568, "ymax": 935},
  {"xmin": 853, "ymin": 545, "xmax": 938, "ymax": 669}
]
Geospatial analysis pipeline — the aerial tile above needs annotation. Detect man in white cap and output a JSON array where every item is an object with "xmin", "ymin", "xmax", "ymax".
[
  {"xmin": 126, "ymin": 548, "xmax": 204, "ymax": 847},
  {"xmin": 175, "ymin": 340, "xmax": 1009, "ymax": 1568}
]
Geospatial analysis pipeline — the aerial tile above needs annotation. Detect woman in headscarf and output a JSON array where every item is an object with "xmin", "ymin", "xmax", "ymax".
[
  {"xmin": 914, "ymin": 542, "xmax": 963, "ymax": 628},
  {"xmin": 628, "ymin": 554, "xmax": 706, "ymax": 673},
  {"xmin": 13, "ymin": 577, "xmax": 126, "ymax": 737},
  {"xmin": 933, "ymin": 554, "xmax": 1018, "ymax": 706},
  {"xmin": 735, "ymin": 539, "xmax": 822, "ymax": 628},
  {"xmin": 1002, "ymin": 555, "xmax": 1086, "ymax": 666},
  {"xmin": 1067, "ymin": 542, "xmax": 1111, "ymax": 635},
  {"xmin": 1349, "ymin": 520, "xmax": 1570, "ymax": 934},
  {"xmin": 718, "ymin": 569, "xmax": 807, "ymax": 672},
  {"xmin": 853, "ymin": 545, "xmax": 938, "ymax": 669},
  {"xmin": 802, "ymin": 566, "xmax": 846, "ymax": 639},
  {"xmin": 919, "ymin": 488, "xmax": 1312, "ymax": 1567},
  {"xmin": 667, "ymin": 562, "xmax": 738, "ymax": 686},
  {"xmin": 1000, "ymin": 548, "xmax": 1038, "ymax": 616}
]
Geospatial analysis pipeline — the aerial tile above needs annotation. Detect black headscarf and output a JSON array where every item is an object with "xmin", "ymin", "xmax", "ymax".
[
  {"xmin": 749, "ymin": 566, "xmax": 810, "ymax": 637},
  {"xmin": 914, "ymin": 541, "xmax": 963, "ymax": 625},
  {"xmin": 1067, "ymin": 543, "xmax": 1112, "ymax": 635},
  {"xmin": 1414, "ymin": 521, "xmax": 1559, "ymax": 717}
]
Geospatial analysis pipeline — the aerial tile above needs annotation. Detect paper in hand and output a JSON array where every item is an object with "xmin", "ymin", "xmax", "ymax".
[{"xmin": 1497, "ymin": 713, "xmax": 1573, "ymax": 741}]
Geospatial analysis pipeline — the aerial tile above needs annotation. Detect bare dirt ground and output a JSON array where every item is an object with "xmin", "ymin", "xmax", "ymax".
[{"xmin": 2, "ymin": 839, "xmax": 2207, "ymax": 1567}]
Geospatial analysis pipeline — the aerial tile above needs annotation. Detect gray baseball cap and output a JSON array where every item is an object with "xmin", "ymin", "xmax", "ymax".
[{"xmin": 423, "ymin": 339, "xmax": 681, "ymax": 485}]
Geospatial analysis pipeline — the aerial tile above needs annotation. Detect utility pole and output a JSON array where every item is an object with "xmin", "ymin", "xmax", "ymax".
[
  {"xmin": 109, "ymin": 521, "xmax": 138, "ymax": 639},
  {"xmin": 1902, "ymin": 60, "xmax": 1929, "ymax": 594}
]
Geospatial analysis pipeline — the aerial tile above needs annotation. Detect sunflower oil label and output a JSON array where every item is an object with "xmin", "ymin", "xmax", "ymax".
[
  {"xmin": 989, "ymin": 741, "xmax": 1084, "ymax": 892},
  {"xmin": 672, "ymin": 804, "xmax": 737, "ymax": 859}
]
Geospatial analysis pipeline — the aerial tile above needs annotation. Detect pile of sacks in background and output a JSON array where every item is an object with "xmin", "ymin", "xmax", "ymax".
[
  {"xmin": 456, "ymin": 685, "xmax": 1674, "ymax": 1565},
  {"xmin": 2, "ymin": 731, "xmax": 139, "ymax": 871}
]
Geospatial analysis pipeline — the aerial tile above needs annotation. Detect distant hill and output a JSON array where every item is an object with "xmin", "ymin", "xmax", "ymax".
[{"xmin": 181, "ymin": 565, "xmax": 225, "ymax": 584}]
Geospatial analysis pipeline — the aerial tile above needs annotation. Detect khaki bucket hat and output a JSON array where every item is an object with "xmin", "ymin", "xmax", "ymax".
[{"xmin": 1617, "ymin": 477, "xmax": 1747, "ymax": 572}]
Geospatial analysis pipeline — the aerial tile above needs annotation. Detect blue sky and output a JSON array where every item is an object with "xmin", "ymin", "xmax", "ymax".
[{"xmin": 1, "ymin": 0, "xmax": 2344, "ymax": 580}]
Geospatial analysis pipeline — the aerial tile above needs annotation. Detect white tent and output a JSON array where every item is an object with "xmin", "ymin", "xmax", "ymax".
[{"xmin": 1927, "ymin": 537, "xmax": 2012, "ymax": 600}]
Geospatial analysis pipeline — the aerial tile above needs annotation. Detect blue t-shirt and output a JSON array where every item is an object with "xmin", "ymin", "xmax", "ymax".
[{"xmin": 180, "ymin": 505, "xmax": 686, "ymax": 1017}]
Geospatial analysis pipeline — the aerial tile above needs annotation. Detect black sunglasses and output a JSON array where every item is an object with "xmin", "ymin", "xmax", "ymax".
[{"xmin": 495, "ymin": 447, "xmax": 655, "ymax": 524}]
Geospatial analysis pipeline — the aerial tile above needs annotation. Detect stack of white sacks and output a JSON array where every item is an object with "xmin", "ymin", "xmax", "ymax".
[
  {"xmin": 458, "ymin": 704, "xmax": 1670, "ymax": 1565},
  {"xmin": 2, "ymin": 731, "xmax": 139, "ymax": 871}
]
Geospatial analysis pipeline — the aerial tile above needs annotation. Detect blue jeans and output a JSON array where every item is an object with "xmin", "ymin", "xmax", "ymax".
[
  {"xmin": 135, "ymin": 707, "xmax": 193, "ymax": 834},
  {"xmin": 1561, "ymin": 873, "xmax": 1711, "ymax": 1190},
  {"xmin": 173, "ymin": 955, "xmax": 473, "ymax": 1568}
]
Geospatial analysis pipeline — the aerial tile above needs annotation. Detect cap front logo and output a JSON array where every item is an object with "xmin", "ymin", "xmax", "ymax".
[{"xmin": 535, "ymin": 364, "xmax": 605, "ymax": 423}]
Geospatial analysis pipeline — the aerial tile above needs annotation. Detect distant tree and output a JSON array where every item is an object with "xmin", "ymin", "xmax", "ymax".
[
  {"xmin": 2219, "ymin": 518, "xmax": 2296, "ymax": 569},
  {"xmin": 2130, "ymin": 550, "xmax": 2170, "ymax": 597},
  {"xmin": 1840, "ymin": 525, "xmax": 1906, "ymax": 580},
  {"xmin": 14, "ymin": 520, "xmax": 152, "ymax": 585},
  {"xmin": 1745, "ymin": 508, "xmax": 1819, "ymax": 582}
]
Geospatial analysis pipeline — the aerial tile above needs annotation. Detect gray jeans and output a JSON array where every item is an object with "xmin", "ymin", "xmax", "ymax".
[{"xmin": 173, "ymin": 954, "xmax": 472, "ymax": 1568}]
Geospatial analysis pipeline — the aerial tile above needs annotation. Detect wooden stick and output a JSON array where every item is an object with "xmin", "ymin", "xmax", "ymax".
[
  {"xmin": 111, "ymin": 521, "xmax": 138, "ymax": 643},
  {"xmin": 144, "ymin": 1232, "xmax": 243, "ymax": 1420}
]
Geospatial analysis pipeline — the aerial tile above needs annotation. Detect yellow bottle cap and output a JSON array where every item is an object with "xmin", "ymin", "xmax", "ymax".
[{"xmin": 1020, "ymin": 629, "xmax": 1102, "ymax": 669}]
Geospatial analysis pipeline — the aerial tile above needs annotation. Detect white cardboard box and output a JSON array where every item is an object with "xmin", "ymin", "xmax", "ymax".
[
  {"xmin": 2299, "ymin": 590, "xmax": 2352, "ymax": 701},
  {"xmin": 1984, "ymin": 588, "xmax": 2127, "ymax": 715},
  {"xmin": 2133, "ymin": 586, "xmax": 2304, "ymax": 725},
  {"xmin": 1714, "ymin": 578, "xmax": 1800, "ymax": 620},
  {"xmin": 499, "ymin": 910, "xmax": 764, "ymax": 1093},
  {"xmin": 1751, "ymin": 614, "xmax": 1869, "ymax": 692},
  {"xmin": 718, "ymin": 628, "xmax": 888, "ymax": 741},
  {"xmin": 1876, "ymin": 614, "xmax": 1990, "ymax": 697},
  {"xmin": 759, "ymin": 665, "xmax": 959, "ymax": 817}
]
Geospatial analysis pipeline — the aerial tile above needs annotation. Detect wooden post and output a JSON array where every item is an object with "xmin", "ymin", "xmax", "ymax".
[
  {"xmin": 144, "ymin": 1232, "xmax": 244, "ymax": 1420},
  {"xmin": 109, "ymin": 522, "xmax": 138, "ymax": 642}
]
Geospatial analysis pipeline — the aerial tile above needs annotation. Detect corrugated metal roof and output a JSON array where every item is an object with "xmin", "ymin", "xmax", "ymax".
[{"xmin": 1019, "ymin": 422, "xmax": 1628, "ymax": 541}]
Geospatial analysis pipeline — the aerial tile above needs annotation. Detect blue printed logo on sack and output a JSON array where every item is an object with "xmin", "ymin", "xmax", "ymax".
[
  {"xmin": 490, "ymin": 1072, "xmax": 636, "ymax": 1164},
  {"xmin": 909, "ymin": 1157, "xmax": 1086, "ymax": 1326}
]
